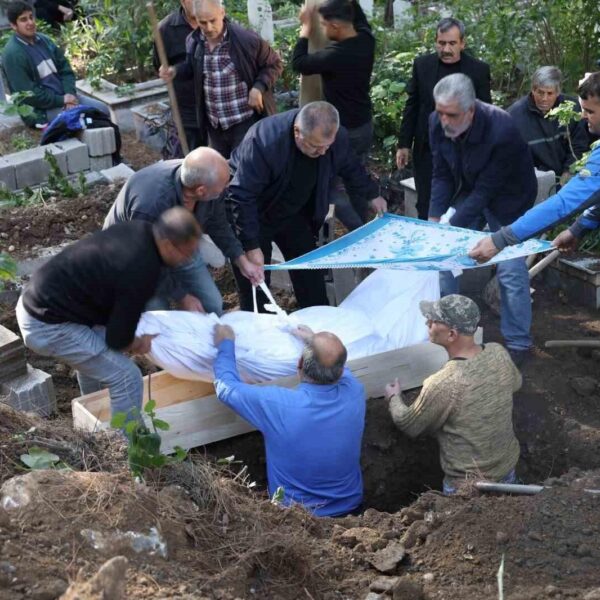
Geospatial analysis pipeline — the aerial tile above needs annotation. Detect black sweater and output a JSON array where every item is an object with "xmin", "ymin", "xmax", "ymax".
[{"xmin": 22, "ymin": 221, "xmax": 163, "ymax": 350}]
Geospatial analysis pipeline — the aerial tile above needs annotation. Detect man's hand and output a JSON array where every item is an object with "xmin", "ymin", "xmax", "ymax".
[
  {"xmin": 63, "ymin": 93, "xmax": 78, "ymax": 109},
  {"xmin": 248, "ymin": 88, "xmax": 264, "ymax": 113},
  {"xmin": 396, "ymin": 148, "xmax": 410, "ymax": 169},
  {"xmin": 245, "ymin": 248, "xmax": 265, "ymax": 268},
  {"xmin": 128, "ymin": 334, "xmax": 158, "ymax": 356},
  {"xmin": 468, "ymin": 236, "xmax": 500, "ymax": 263},
  {"xmin": 559, "ymin": 171, "xmax": 572, "ymax": 187},
  {"xmin": 298, "ymin": 4, "xmax": 314, "ymax": 37},
  {"xmin": 235, "ymin": 255, "xmax": 264, "ymax": 286},
  {"xmin": 428, "ymin": 216, "xmax": 441, "ymax": 223},
  {"xmin": 385, "ymin": 377, "xmax": 402, "ymax": 399},
  {"xmin": 291, "ymin": 324, "xmax": 314, "ymax": 343},
  {"xmin": 552, "ymin": 229, "xmax": 579, "ymax": 253},
  {"xmin": 58, "ymin": 4, "xmax": 74, "ymax": 20},
  {"xmin": 370, "ymin": 196, "xmax": 387, "ymax": 216},
  {"xmin": 178, "ymin": 293, "xmax": 206, "ymax": 313},
  {"xmin": 159, "ymin": 65, "xmax": 175, "ymax": 83},
  {"xmin": 214, "ymin": 324, "xmax": 235, "ymax": 346}
]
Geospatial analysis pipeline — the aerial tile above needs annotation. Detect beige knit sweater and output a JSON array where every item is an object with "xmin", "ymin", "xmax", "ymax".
[{"xmin": 389, "ymin": 342, "xmax": 521, "ymax": 482}]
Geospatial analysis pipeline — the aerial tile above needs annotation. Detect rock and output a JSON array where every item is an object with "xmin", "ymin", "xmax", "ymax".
[
  {"xmin": 391, "ymin": 578, "xmax": 424, "ymax": 600},
  {"xmin": 400, "ymin": 507, "xmax": 425, "ymax": 525},
  {"xmin": 401, "ymin": 521, "xmax": 430, "ymax": 549},
  {"xmin": 364, "ymin": 594, "xmax": 385, "ymax": 600},
  {"xmin": 0, "ymin": 561, "xmax": 16, "ymax": 587},
  {"xmin": 382, "ymin": 530, "xmax": 402, "ymax": 540},
  {"xmin": 584, "ymin": 590, "xmax": 600, "ymax": 600},
  {"xmin": 527, "ymin": 530, "xmax": 543, "ymax": 541},
  {"xmin": 369, "ymin": 576, "xmax": 399, "ymax": 593},
  {"xmin": 31, "ymin": 578, "xmax": 68, "ymax": 600},
  {"xmin": 496, "ymin": 531, "xmax": 509, "ymax": 544},
  {"xmin": 544, "ymin": 585, "xmax": 559, "ymax": 596},
  {"xmin": 368, "ymin": 541, "xmax": 406, "ymax": 574},
  {"xmin": 60, "ymin": 556, "xmax": 128, "ymax": 600},
  {"xmin": 570, "ymin": 376, "xmax": 597, "ymax": 397},
  {"xmin": 422, "ymin": 572, "xmax": 435, "ymax": 583},
  {"xmin": 338, "ymin": 527, "xmax": 381, "ymax": 550},
  {"xmin": 576, "ymin": 543, "xmax": 592, "ymax": 557}
]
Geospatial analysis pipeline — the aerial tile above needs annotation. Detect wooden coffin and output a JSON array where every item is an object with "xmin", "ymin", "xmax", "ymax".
[{"xmin": 72, "ymin": 341, "xmax": 450, "ymax": 454}]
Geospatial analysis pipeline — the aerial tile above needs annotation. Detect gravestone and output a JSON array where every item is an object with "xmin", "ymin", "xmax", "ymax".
[
  {"xmin": 247, "ymin": 0, "xmax": 274, "ymax": 43},
  {"xmin": 359, "ymin": 0, "xmax": 374, "ymax": 18},
  {"xmin": 393, "ymin": 0, "xmax": 411, "ymax": 29}
]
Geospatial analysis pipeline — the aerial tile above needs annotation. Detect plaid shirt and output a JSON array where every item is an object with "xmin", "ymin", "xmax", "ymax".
[{"xmin": 202, "ymin": 29, "xmax": 254, "ymax": 130}]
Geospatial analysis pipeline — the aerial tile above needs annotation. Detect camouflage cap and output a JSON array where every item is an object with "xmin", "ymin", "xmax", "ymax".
[{"xmin": 419, "ymin": 294, "xmax": 480, "ymax": 335}]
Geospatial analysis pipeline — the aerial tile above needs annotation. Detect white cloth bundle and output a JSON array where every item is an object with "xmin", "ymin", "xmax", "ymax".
[{"xmin": 136, "ymin": 270, "xmax": 440, "ymax": 382}]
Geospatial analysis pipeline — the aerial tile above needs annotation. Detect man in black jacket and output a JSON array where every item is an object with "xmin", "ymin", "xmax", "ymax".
[
  {"xmin": 159, "ymin": 0, "xmax": 282, "ymax": 158},
  {"xmin": 16, "ymin": 208, "xmax": 200, "ymax": 421},
  {"xmin": 152, "ymin": 0, "xmax": 203, "ymax": 151},
  {"xmin": 508, "ymin": 66, "xmax": 589, "ymax": 186},
  {"xmin": 228, "ymin": 101, "xmax": 387, "ymax": 311},
  {"xmin": 104, "ymin": 147, "xmax": 263, "ymax": 315},
  {"xmin": 396, "ymin": 17, "xmax": 491, "ymax": 219},
  {"xmin": 292, "ymin": 0, "xmax": 375, "ymax": 230}
]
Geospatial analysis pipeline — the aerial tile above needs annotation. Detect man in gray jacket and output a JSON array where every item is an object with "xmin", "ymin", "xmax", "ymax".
[{"xmin": 104, "ymin": 147, "xmax": 263, "ymax": 315}]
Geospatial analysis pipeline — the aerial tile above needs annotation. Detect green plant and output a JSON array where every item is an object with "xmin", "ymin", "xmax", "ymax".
[
  {"xmin": 545, "ymin": 99, "xmax": 581, "ymax": 165},
  {"xmin": 44, "ymin": 151, "xmax": 78, "ymax": 197},
  {"xmin": 0, "ymin": 253, "xmax": 16, "ymax": 288},
  {"xmin": 111, "ymin": 397, "xmax": 187, "ymax": 477},
  {"xmin": 20, "ymin": 447, "xmax": 68, "ymax": 470},
  {"xmin": 0, "ymin": 91, "xmax": 35, "ymax": 120},
  {"xmin": 10, "ymin": 132, "xmax": 37, "ymax": 152}
]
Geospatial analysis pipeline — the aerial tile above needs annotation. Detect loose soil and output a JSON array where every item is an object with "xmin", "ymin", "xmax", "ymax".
[{"xmin": 1, "ymin": 140, "xmax": 600, "ymax": 597}]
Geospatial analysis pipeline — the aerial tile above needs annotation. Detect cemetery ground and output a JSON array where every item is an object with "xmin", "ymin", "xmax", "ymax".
[{"xmin": 1, "ymin": 148, "xmax": 600, "ymax": 598}]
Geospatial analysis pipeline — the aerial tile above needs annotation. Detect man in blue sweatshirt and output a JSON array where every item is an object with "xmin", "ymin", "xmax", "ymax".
[
  {"xmin": 469, "ymin": 72, "xmax": 600, "ymax": 261},
  {"xmin": 213, "ymin": 323, "xmax": 365, "ymax": 517}
]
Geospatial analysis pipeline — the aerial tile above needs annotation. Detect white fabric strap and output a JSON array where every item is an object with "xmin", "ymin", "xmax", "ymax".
[{"xmin": 252, "ymin": 282, "xmax": 286, "ymax": 316}]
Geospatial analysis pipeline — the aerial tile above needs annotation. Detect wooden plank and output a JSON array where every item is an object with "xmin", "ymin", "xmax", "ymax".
[
  {"xmin": 299, "ymin": 0, "xmax": 327, "ymax": 106},
  {"xmin": 71, "ymin": 337, "xmax": 475, "ymax": 453}
]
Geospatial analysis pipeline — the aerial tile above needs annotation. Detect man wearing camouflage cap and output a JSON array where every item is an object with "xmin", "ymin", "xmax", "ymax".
[{"xmin": 385, "ymin": 294, "xmax": 522, "ymax": 494}]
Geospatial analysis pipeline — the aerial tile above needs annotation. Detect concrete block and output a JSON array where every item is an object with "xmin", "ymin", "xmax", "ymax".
[
  {"xmin": 99, "ymin": 163, "xmax": 134, "ymax": 183},
  {"xmin": 400, "ymin": 177, "xmax": 418, "ymax": 218},
  {"xmin": 55, "ymin": 138, "xmax": 90, "ymax": 173},
  {"xmin": 2, "ymin": 364, "xmax": 56, "ymax": 416},
  {"xmin": 80, "ymin": 127, "xmax": 116, "ymax": 157},
  {"xmin": 84, "ymin": 171, "xmax": 106, "ymax": 186},
  {"xmin": 0, "ymin": 157, "xmax": 17, "ymax": 191},
  {"xmin": 89, "ymin": 155, "xmax": 113, "ymax": 172},
  {"xmin": 42, "ymin": 144, "xmax": 68, "ymax": 176},
  {"xmin": 199, "ymin": 235, "xmax": 226, "ymax": 268},
  {"xmin": 5, "ymin": 145, "xmax": 67, "ymax": 188},
  {"xmin": 534, "ymin": 168, "xmax": 556, "ymax": 205}
]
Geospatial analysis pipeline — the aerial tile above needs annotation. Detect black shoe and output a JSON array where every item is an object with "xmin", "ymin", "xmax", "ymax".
[{"xmin": 508, "ymin": 348, "xmax": 531, "ymax": 368}]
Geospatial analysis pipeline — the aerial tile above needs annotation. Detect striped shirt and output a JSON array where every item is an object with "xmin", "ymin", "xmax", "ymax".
[{"xmin": 202, "ymin": 29, "xmax": 253, "ymax": 130}]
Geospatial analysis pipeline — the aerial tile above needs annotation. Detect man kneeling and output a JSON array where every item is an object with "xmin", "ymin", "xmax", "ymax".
[
  {"xmin": 385, "ymin": 295, "xmax": 521, "ymax": 494},
  {"xmin": 213, "ymin": 323, "xmax": 365, "ymax": 516}
]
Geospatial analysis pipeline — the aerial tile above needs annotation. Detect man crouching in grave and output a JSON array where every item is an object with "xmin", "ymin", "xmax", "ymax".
[
  {"xmin": 16, "ymin": 207, "xmax": 201, "ymax": 422},
  {"xmin": 213, "ymin": 323, "xmax": 365, "ymax": 516},
  {"xmin": 385, "ymin": 295, "xmax": 521, "ymax": 494}
]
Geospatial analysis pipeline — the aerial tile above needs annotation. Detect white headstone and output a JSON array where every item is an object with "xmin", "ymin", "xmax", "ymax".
[
  {"xmin": 359, "ymin": 0, "xmax": 374, "ymax": 18},
  {"xmin": 247, "ymin": 0, "xmax": 274, "ymax": 43},
  {"xmin": 393, "ymin": 0, "xmax": 411, "ymax": 29}
]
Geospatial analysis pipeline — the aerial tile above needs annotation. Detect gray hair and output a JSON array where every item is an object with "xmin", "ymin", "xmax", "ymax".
[
  {"xmin": 180, "ymin": 147, "xmax": 223, "ymax": 188},
  {"xmin": 153, "ymin": 207, "xmax": 201, "ymax": 244},
  {"xmin": 296, "ymin": 101, "xmax": 340, "ymax": 137},
  {"xmin": 192, "ymin": 0, "xmax": 223, "ymax": 12},
  {"xmin": 433, "ymin": 73, "xmax": 476, "ymax": 111},
  {"xmin": 437, "ymin": 17, "xmax": 465, "ymax": 39},
  {"xmin": 301, "ymin": 340, "xmax": 347, "ymax": 385},
  {"xmin": 531, "ymin": 66, "xmax": 562, "ymax": 92}
]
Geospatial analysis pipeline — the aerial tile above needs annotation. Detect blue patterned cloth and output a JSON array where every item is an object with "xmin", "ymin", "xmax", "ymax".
[{"xmin": 265, "ymin": 214, "xmax": 553, "ymax": 271}]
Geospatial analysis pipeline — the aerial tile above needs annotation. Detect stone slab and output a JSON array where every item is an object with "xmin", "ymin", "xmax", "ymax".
[
  {"xmin": 0, "ymin": 357, "xmax": 28, "ymax": 384},
  {"xmin": 1, "ymin": 364, "xmax": 56, "ymax": 416},
  {"xmin": 399, "ymin": 177, "xmax": 418, "ymax": 218},
  {"xmin": 0, "ymin": 157, "xmax": 16, "ymax": 191},
  {"xmin": 89, "ymin": 155, "xmax": 113, "ymax": 172},
  {"xmin": 80, "ymin": 127, "xmax": 116, "ymax": 157},
  {"xmin": 0, "ymin": 324, "xmax": 21, "ymax": 351},
  {"xmin": 5, "ymin": 145, "xmax": 68, "ymax": 189},
  {"xmin": 54, "ymin": 138, "xmax": 91, "ymax": 173},
  {"xmin": 99, "ymin": 163, "xmax": 134, "ymax": 183}
]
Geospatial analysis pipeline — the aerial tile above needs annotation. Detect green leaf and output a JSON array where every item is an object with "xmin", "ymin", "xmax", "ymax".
[
  {"xmin": 152, "ymin": 419, "xmax": 170, "ymax": 431},
  {"xmin": 389, "ymin": 81, "xmax": 406, "ymax": 94},
  {"xmin": 171, "ymin": 446, "xmax": 187, "ymax": 462},
  {"xmin": 383, "ymin": 136, "xmax": 397, "ymax": 148},
  {"xmin": 271, "ymin": 486, "xmax": 285, "ymax": 504},
  {"xmin": 110, "ymin": 412, "xmax": 127, "ymax": 429},
  {"xmin": 20, "ymin": 447, "xmax": 60, "ymax": 470},
  {"xmin": 144, "ymin": 399, "xmax": 156, "ymax": 414}
]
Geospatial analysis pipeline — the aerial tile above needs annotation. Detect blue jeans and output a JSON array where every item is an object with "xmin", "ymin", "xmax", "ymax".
[
  {"xmin": 440, "ymin": 211, "xmax": 532, "ymax": 351},
  {"xmin": 443, "ymin": 468, "xmax": 517, "ymax": 495},
  {"xmin": 16, "ymin": 297, "xmax": 142, "ymax": 420},
  {"xmin": 147, "ymin": 250, "xmax": 223, "ymax": 315}
]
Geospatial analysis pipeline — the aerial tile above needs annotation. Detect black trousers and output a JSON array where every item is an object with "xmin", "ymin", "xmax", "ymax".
[
  {"xmin": 413, "ymin": 145, "xmax": 433, "ymax": 220},
  {"xmin": 233, "ymin": 215, "xmax": 329, "ymax": 312},
  {"xmin": 206, "ymin": 115, "xmax": 257, "ymax": 159}
]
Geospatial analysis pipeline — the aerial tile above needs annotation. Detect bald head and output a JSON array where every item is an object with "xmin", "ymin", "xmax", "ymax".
[
  {"xmin": 180, "ymin": 147, "xmax": 229, "ymax": 203},
  {"xmin": 301, "ymin": 331, "xmax": 347, "ymax": 384}
]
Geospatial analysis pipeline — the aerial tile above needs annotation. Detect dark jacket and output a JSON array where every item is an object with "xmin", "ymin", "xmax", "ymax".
[
  {"xmin": 429, "ymin": 100, "xmax": 537, "ymax": 227},
  {"xmin": 152, "ymin": 8, "xmax": 197, "ymax": 128},
  {"xmin": 228, "ymin": 109, "xmax": 380, "ymax": 250},
  {"xmin": 103, "ymin": 160, "xmax": 243, "ymax": 261},
  {"xmin": 291, "ymin": 1, "xmax": 375, "ymax": 129},
  {"xmin": 398, "ymin": 52, "xmax": 491, "ymax": 153},
  {"xmin": 2, "ymin": 33, "xmax": 76, "ymax": 126},
  {"xmin": 176, "ymin": 18, "xmax": 282, "ymax": 137},
  {"xmin": 22, "ymin": 221, "xmax": 163, "ymax": 351},
  {"xmin": 507, "ymin": 93, "xmax": 588, "ymax": 176}
]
